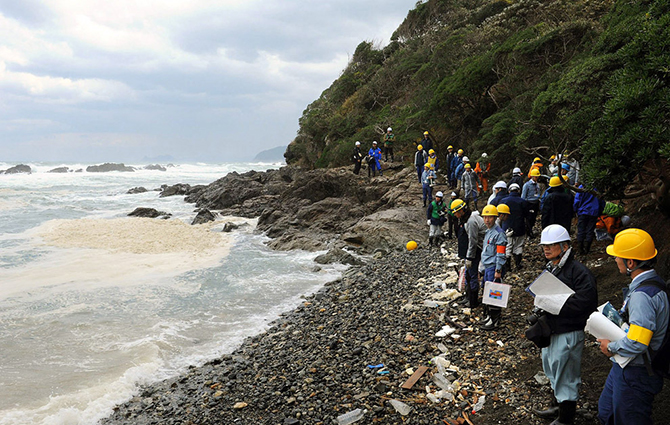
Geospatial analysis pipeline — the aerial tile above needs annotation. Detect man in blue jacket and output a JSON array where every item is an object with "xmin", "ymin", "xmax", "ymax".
[
  {"xmin": 501, "ymin": 183, "xmax": 529, "ymax": 271},
  {"xmin": 479, "ymin": 204, "xmax": 508, "ymax": 330},
  {"xmin": 368, "ymin": 141, "xmax": 382, "ymax": 177},
  {"xmin": 573, "ymin": 185, "xmax": 604, "ymax": 257},
  {"xmin": 597, "ymin": 229, "xmax": 668, "ymax": 425},
  {"xmin": 522, "ymin": 168, "xmax": 542, "ymax": 238}
]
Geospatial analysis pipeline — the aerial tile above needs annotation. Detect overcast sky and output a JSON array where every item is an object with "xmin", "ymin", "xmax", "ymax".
[{"xmin": 0, "ymin": 0, "xmax": 416, "ymax": 163}]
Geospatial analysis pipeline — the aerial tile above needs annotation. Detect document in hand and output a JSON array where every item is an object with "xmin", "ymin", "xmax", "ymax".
[
  {"xmin": 482, "ymin": 281, "xmax": 511, "ymax": 308},
  {"xmin": 584, "ymin": 309, "xmax": 633, "ymax": 368},
  {"xmin": 525, "ymin": 270, "xmax": 575, "ymax": 315}
]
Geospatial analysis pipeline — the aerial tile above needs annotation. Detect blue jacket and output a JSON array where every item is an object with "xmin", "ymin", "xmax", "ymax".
[
  {"xmin": 500, "ymin": 191, "xmax": 529, "ymax": 236},
  {"xmin": 522, "ymin": 179, "xmax": 541, "ymax": 202},
  {"xmin": 480, "ymin": 225, "xmax": 507, "ymax": 272},
  {"xmin": 490, "ymin": 189, "xmax": 508, "ymax": 206},
  {"xmin": 573, "ymin": 185, "xmax": 604, "ymax": 217},
  {"xmin": 455, "ymin": 163, "xmax": 466, "ymax": 181},
  {"xmin": 450, "ymin": 155, "xmax": 463, "ymax": 179},
  {"xmin": 609, "ymin": 270, "xmax": 669, "ymax": 366},
  {"xmin": 421, "ymin": 169, "xmax": 436, "ymax": 186},
  {"xmin": 368, "ymin": 147, "xmax": 382, "ymax": 170}
]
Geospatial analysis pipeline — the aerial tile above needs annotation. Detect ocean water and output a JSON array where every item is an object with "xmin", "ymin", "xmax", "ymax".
[{"xmin": 0, "ymin": 162, "xmax": 344, "ymax": 425}]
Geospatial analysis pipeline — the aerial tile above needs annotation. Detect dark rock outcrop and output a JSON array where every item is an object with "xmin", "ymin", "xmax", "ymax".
[
  {"xmin": 160, "ymin": 183, "xmax": 192, "ymax": 198},
  {"xmin": 3, "ymin": 164, "xmax": 32, "ymax": 174},
  {"xmin": 192, "ymin": 209, "xmax": 216, "ymax": 225},
  {"xmin": 127, "ymin": 187, "xmax": 148, "ymax": 194},
  {"xmin": 87, "ymin": 163, "xmax": 135, "ymax": 172},
  {"xmin": 314, "ymin": 248, "xmax": 364, "ymax": 266},
  {"xmin": 144, "ymin": 164, "xmax": 167, "ymax": 171},
  {"xmin": 185, "ymin": 166, "xmax": 425, "ymax": 253},
  {"xmin": 127, "ymin": 207, "xmax": 171, "ymax": 218},
  {"xmin": 48, "ymin": 167, "xmax": 70, "ymax": 173}
]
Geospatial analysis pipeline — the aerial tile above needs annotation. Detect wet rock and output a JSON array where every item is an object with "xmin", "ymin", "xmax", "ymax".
[
  {"xmin": 192, "ymin": 209, "xmax": 216, "ymax": 225},
  {"xmin": 3, "ymin": 164, "xmax": 32, "ymax": 174},
  {"xmin": 48, "ymin": 167, "xmax": 70, "ymax": 173},
  {"xmin": 127, "ymin": 207, "xmax": 171, "ymax": 219},
  {"xmin": 144, "ymin": 164, "xmax": 166, "ymax": 171},
  {"xmin": 87, "ymin": 163, "xmax": 135, "ymax": 172},
  {"xmin": 222, "ymin": 222, "xmax": 239, "ymax": 232},
  {"xmin": 160, "ymin": 183, "xmax": 191, "ymax": 198},
  {"xmin": 313, "ymin": 248, "xmax": 364, "ymax": 266},
  {"xmin": 127, "ymin": 187, "xmax": 148, "ymax": 194}
]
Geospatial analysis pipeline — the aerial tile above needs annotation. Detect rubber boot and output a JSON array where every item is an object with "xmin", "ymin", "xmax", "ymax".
[
  {"xmin": 505, "ymin": 256, "xmax": 513, "ymax": 273},
  {"xmin": 533, "ymin": 399, "xmax": 559, "ymax": 419},
  {"xmin": 481, "ymin": 307, "xmax": 501, "ymax": 330},
  {"xmin": 428, "ymin": 237, "xmax": 434, "ymax": 247},
  {"xmin": 514, "ymin": 254, "xmax": 523, "ymax": 270},
  {"xmin": 578, "ymin": 241, "xmax": 585, "ymax": 256},
  {"xmin": 585, "ymin": 240, "xmax": 593, "ymax": 255},
  {"xmin": 479, "ymin": 305, "xmax": 490, "ymax": 324},
  {"xmin": 550, "ymin": 401, "xmax": 576, "ymax": 425}
]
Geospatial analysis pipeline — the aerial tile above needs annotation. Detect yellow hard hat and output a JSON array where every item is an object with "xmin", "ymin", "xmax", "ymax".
[
  {"xmin": 464, "ymin": 163, "xmax": 472, "ymax": 169},
  {"xmin": 424, "ymin": 162, "xmax": 430, "ymax": 168},
  {"xmin": 529, "ymin": 169, "xmax": 541, "ymax": 177},
  {"xmin": 497, "ymin": 204, "xmax": 511, "ymax": 215},
  {"xmin": 549, "ymin": 176, "xmax": 563, "ymax": 187},
  {"xmin": 406, "ymin": 240, "xmax": 418, "ymax": 251},
  {"xmin": 428, "ymin": 149, "xmax": 435, "ymax": 154},
  {"xmin": 448, "ymin": 145, "xmax": 453, "ymax": 149},
  {"xmin": 606, "ymin": 228, "xmax": 657, "ymax": 261},
  {"xmin": 417, "ymin": 144, "xmax": 423, "ymax": 150},
  {"xmin": 458, "ymin": 149, "xmax": 464, "ymax": 155},
  {"xmin": 550, "ymin": 155, "xmax": 556, "ymax": 160},
  {"xmin": 450, "ymin": 199, "xmax": 466, "ymax": 212},
  {"xmin": 424, "ymin": 131, "xmax": 429, "ymax": 135},
  {"xmin": 482, "ymin": 205, "xmax": 499, "ymax": 216},
  {"xmin": 534, "ymin": 157, "xmax": 541, "ymax": 162}
]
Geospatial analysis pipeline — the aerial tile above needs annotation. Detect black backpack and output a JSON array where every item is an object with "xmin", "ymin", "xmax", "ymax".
[{"xmin": 622, "ymin": 275, "xmax": 670, "ymax": 379}]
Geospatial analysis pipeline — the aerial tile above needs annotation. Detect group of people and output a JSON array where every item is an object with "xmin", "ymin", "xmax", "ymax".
[
  {"xmin": 351, "ymin": 127, "xmax": 397, "ymax": 177},
  {"xmin": 415, "ymin": 148, "xmax": 667, "ymax": 425}
]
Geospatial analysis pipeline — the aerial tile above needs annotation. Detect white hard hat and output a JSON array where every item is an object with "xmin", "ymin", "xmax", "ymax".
[
  {"xmin": 372, "ymin": 141, "xmax": 377, "ymax": 144},
  {"xmin": 387, "ymin": 127, "xmax": 392, "ymax": 132},
  {"xmin": 509, "ymin": 183, "xmax": 520, "ymax": 191},
  {"xmin": 493, "ymin": 181, "xmax": 507, "ymax": 190},
  {"xmin": 450, "ymin": 192, "xmax": 457, "ymax": 197},
  {"xmin": 540, "ymin": 224, "xmax": 571, "ymax": 245},
  {"xmin": 436, "ymin": 191, "xmax": 444, "ymax": 198},
  {"xmin": 513, "ymin": 167, "xmax": 522, "ymax": 174},
  {"xmin": 462, "ymin": 156, "xmax": 469, "ymax": 162},
  {"xmin": 355, "ymin": 141, "xmax": 361, "ymax": 146},
  {"xmin": 482, "ymin": 153, "xmax": 487, "ymax": 158}
]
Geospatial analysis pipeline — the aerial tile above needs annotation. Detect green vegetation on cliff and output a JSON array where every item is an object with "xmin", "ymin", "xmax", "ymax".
[{"xmin": 285, "ymin": 0, "xmax": 670, "ymax": 201}]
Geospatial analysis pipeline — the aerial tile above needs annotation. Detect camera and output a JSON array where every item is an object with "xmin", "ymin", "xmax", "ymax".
[{"xmin": 526, "ymin": 307, "xmax": 546, "ymax": 326}]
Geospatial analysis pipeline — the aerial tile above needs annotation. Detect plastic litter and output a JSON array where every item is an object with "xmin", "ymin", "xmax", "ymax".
[
  {"xmin": 426, "ymin": 393, "xmax": 440, "ymax": 403},
  {"xmin": 432, "ymin": 373, "xmax": 453, "ymax": 392},
  {"xmin": 366, "ymin": 364, "xmax": 384, "ymax": 369},
  {"xmin": 389, "ymin": 399, "xmax": 412, "ymax": 416},
  {"xmin": 431, "ymin": 356, "xmax": 450, "ymax": 375},
  {"xmin": 337, "ymin": 408, "xmax": 367, "ymax": 425},
  {"xmin": 472, "ymin": 395, "xmax": 486, "ymax": 413}
]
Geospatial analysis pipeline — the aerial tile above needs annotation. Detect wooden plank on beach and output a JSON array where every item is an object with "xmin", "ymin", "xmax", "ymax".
[{"xmin": 401, "ymin": 366, "xmax": 429, "ymax": 390}]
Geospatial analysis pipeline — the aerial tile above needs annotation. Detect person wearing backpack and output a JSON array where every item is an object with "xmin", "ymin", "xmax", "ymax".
[{"xmin": 597, "ymin": 228, "xmax": 669, "ymax": 425}]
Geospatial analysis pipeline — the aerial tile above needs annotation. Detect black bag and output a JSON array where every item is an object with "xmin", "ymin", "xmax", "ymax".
[{"xmin": 525, "ymin": 315, "xmax": 551, "ymax": 348}]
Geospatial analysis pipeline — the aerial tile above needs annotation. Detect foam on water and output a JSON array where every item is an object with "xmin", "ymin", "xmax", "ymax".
[{"xmin": 0, "ymin": 162, "xmax": 343, "ymax": 425}]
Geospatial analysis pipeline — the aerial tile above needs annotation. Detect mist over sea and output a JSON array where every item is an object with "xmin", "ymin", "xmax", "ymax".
[{"xmin": 0, "ymin": 162, "xmax": 344, "ymax": 425}]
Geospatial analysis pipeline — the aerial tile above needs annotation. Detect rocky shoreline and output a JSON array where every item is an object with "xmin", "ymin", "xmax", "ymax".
[{"xmin": 100, "ymin": 164, "xmax": 669, "ymax": 425}]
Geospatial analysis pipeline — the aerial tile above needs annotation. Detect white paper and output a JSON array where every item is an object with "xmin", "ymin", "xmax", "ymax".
[
  {"xmin": 527, "ymin": 271, "xmax": 575, "ymax": 315},
  {"xmin": 482, "ymin": 281, "xmax": 511, "ymax": 308},
  {"xmin": 584, "ymin": 311, "xmax": 633, "ymax": 368}
]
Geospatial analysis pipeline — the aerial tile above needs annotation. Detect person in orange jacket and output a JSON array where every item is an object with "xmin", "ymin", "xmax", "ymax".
[
  {"xmin": 529, "ymin": 157, "xmax": 544, "ymax": 176},
  {"xmin": 475, "ymin": 153, "xmax": 491, "ymax": 194}
]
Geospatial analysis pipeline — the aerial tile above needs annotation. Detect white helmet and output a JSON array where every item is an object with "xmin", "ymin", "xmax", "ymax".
[
  {"xmin": 493, "ymin": 181, "xmax": 507, "ymax": 190},
  {"xmin": 450, "ymin": 192, "xmax": 457, "ymax": 197},
  {"xmin": 509, "ymin": 183, "xmax": 520, "ymax": 191},
  {"xmin": 513, "ymin": 167, "xmax": 522, "ymax": 174},
  {"xmin": 355, "ymin": 141, "xmax": 361, "ymax": 146},
  {"xmin": 540, "ymin": 225, "xmax": 571, "ymax": 245},
  {"xmin": 387, "ymin": 127, "xmax": 392, "ymax": 132},
  {"xmin": 372, "ymin": 141, "xmax": 377, "ymax": 145},
  {"xmin": 436, "ymin": 191, "xmax": 444, "ymax": 198},
  {"xmin": 482, "ymin": 153, "xmax": 488, "ymax": 158},
  {"xmin": 462, "ymin": 156, "xmax": 470, "ymax": 162}
]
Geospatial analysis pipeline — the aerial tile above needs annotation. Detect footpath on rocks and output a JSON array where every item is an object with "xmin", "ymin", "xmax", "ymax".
[{"xmin": 103, "ymin": 165, "xmax": 670, "ymax": 424}]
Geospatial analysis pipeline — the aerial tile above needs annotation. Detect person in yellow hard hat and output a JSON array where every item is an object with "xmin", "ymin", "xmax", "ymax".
[
  {"xmin": 446, "ymin": 145, "xmax": 456, "ymax": 188},
  {"xmin": 427, "ymin": 149, "xmax": 439, "ymax": 171},
  {"xmin": 478, "ymin": 204, "xmax": 507, "ymax": 330},
  {"xmin": 522, "ymin": 168, "xmax": 542, "ymax": 238},
  {"xmin": 421, "ymin": 131, "xmax": 433, "ymax": 153},
  {"xmin": 529, "ymin": 156, "xmax": 544, "ymax": 176},
  {"xmin": 421, "ymin": 162, "xmax": 436, "ymax": 207},
  {"xmin": 414, "ymin": 144, "xmax": 427, "ymax": 183},
  {"xmin": 541, "ymin": 175, "xmax": 573, "ymax": 233},
  {"xmin": 450, "ymin": 149, "xmax": 464, "ymax": 187},
  {"xmin": 597, "ymin": 229, "xmax": 668, "ymax": 425},
  {"xmin": 452, "ymin": 198, "xmax": 486, "ymax": 308}
]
